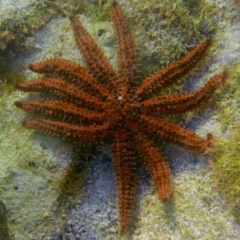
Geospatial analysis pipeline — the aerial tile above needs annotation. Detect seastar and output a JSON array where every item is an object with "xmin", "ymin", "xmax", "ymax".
[{"xmin": 15, "ymin": 0, "xmax": 226, "ymax": 234}]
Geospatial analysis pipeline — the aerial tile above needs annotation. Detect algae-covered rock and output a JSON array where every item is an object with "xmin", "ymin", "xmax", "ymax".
[
  {"xmin": 0, "ymin": 201, "xmax": 11, "ymax": 240},
  {"xmin": 0, "ymin": 0, "xmax": 83, "ymax": 50},
  {"xmin": 210, "ymin": 61, "xmax": 240, "ymax": 206}
]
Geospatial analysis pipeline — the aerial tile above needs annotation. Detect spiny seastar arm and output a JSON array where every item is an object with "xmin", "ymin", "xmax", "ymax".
[
  {"xmin": 16, "ymin": 79, "xmax": 105, "ymax": 110},
  {"xmin": 112, "ymin": 1, "xmax": 138, "ymax": 84},
  {"xmin": 136, "ymin": 38, "xmax": 212, "ymax": 99},
  {"xmin": 112, "ymin": 139, "xmax": 137, "ymax": 234},
  {"xmin": 29, "ymin": 59, "xmax": 108, "ymax": 98},
  {"xmin": 142, "ymin": 71, "xmax": 227, "ymax": 115},
  {"xmin": 69, "ymin": 15, "xmax": 118, "ymax": 87},
  {"xmin": 141, "ymin": 115, "xmax": 213, "ymax": 152},
  {"xmin": 135, "ymin": 134, "xmax": 170, "ymax": 200},
  {"xmin": 14, "ymin": 100, "xmax": 105, "ymax": 123},
  {"xmin": 21, "ymin": 119, "xmax": 109, "ymax": 142}
]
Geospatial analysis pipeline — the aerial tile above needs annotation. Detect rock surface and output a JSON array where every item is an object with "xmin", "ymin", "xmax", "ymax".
[{"xmin": 0, "ymin": 0, "xmax": 240, "ymax": 239}]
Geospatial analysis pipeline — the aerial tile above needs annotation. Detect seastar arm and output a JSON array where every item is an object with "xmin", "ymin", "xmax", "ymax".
[
  {"xmin": 15, "ymin": 100, "xmax": 105, "ymax": 124},
  {"xmin": 21, "ymin": 119, "xmax": 109, "ymax": 142},
  {"xmin": 136, "ymin": 38, "xmax": 212, "ymax": 99},
  {"xmin": 141, "ymin": 115, "xmax": 213, "ymax": 152},
  {"xmin": 135, "ymin": 134, "xmax": 170, "ymax": 201},
  {"xmin": 142, "ymin": 71, "xmax": 227, "ymax": 115},
  {"xmin": 111, "ymin": 1, "xmax": 138, "ymax": 85},
  {"xmin": 16, "ymin": 78, "xmax": 106, "ymax": 110},
  {"xmin": 29, "ymin": 59, "xmax": 108, "ymax": 98},
  {"xmin": 112, "ymin": 139, "xmax": 137, "ymax": 234},
  {"xmin": 69, "ymin": 16, "xmax": 118, "ymax": 87}
]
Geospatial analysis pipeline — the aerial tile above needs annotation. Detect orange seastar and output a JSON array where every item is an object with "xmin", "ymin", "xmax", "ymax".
[{"xmin": 15, "ymin": 0, "xmax": 227, "ymax": 234}]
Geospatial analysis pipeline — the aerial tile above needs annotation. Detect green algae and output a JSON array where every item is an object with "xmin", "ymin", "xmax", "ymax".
[
  {"xmin": 210, "ymin": 61, "xmax": 240, "ymax": 207},
  {"xmin": 0, "ymin": 201, "xmax": 11, "ymax": 240},
  {"xmin": 114, "ymin": 0, "xmax": 217, "ymax": 74},
  {"xmin": 57, "ymin": 142, "xmax": 102, "ymax": 198},
  {"xmin": 0, "ymin": 60, "xmax": 25, "ymax": 96},
  {"xmin": 0, "ymin": 0, "xmax": 82, "ymax": 50},
  {"xmin": 132, "ymin": 169, "xmax": 239, "ymax": 240},
  {"xmin": 0, "ymin": 89, "xmax": 73, "ymax": 238}
]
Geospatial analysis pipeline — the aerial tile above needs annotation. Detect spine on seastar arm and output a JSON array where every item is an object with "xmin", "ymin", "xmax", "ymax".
[
  {"xmin": 135, "ymin": 134, "xmax": 170, "ymax": 201},
  {"xmin": 21, "ymin": 119, "xmax": 109, "ymax": 142},
  {"xmin": 112, "ymin": 139, "xmax": 137, "ymax": 234},
  {"xmin": 14, "ymin": 100, "xmax": 105, "ymax": 124},
  {"xmin": 136, "ymin": 38, "xmax": 212, "ymax": 99},
  {"xmin": 142, "ymin": 71, "xmax": 228, "ymax": 115},
  {"xmin": 69, "ymin": 15, "xmax": 118, "ymax": 88},
  {"xmin": 16, "ymin": 78, "xmax": 106, "ymax": 110},
  {"xmin": 111, "ymin": 1, "xmax": 139, "ymax": 85},
  {"xmin": 141, "ymin": 115, "xmax": 213, "ymax": 153},
  {"xmin": 29, "ymin": 59, "xmax": 109, "ymax": 98}
]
